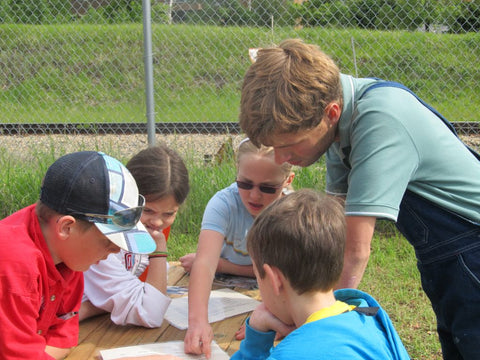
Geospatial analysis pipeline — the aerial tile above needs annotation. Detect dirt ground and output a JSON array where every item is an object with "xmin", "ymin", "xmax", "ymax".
[
  {"xmin": 1, "ymin": 133, "xmax": 479, "ymax": 162},
  {"xmin": 1, "ymin": 133, "xmax": 245, "ymax": 163}
]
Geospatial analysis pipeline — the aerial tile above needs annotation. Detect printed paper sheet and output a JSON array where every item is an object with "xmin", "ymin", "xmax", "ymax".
[{"xmin": 164, "ymin": 288, "xmax": 260, "ymax": 330}]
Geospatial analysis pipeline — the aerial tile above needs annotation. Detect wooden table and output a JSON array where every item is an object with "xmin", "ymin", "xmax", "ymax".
[{"xmin": 66, "ymin": 262, "xmax": 260, "ymax": 359}]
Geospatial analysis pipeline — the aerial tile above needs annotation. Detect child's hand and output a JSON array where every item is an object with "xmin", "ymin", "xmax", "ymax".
[
  {"xmin": 234, "ymin": 321, "xmax": 287, "ymax": 341},
  {"xmin": 184, "ymin": 321, "xmax": 213, "ymax": 358},
  {"xmin": 179, "ymin": 253, "xmax": 196, "ymax": 273},
  {"xmin": 146, "ymin": 227, "xmax": 167, "ymax": 251},
  {"xmin": 248, "ymin": 303, "xmax": 296, "ymax": 337},
  {"xmin": 235, "ymin": 324, "xmax": 246, "ymax": 340}
]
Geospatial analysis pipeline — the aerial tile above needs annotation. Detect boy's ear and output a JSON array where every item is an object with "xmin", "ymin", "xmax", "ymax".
[
  {"xmin": 263, "ymin": 263, "xmax": 286, "ymax": 296},
  {"xmin": 55, "ymin": 215, "xmax": 76, "ymax": 240},
  {"xmin": 285, "ymin": 172, "xmax": 295, "ymax": 187}
]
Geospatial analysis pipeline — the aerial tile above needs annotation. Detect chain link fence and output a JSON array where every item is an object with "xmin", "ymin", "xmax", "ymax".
[
  {"xmin": 0, "ymin": 0, "xmax": 479, "ymax": 139},
  {"xmin": 1, "ymin": 5, "xmax": 478, "ymax": 357}
]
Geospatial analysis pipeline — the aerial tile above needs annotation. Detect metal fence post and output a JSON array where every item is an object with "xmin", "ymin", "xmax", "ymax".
[{"xmin": 142, "ymin": 0, "xmax": 156, "ymax": 146}]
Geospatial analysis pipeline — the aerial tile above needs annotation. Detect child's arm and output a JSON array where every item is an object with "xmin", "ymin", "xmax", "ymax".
[
  {"xmin": 45, "ymin": 345, "xmax": 72, "ymax": 359},
  {"xmin": 144, "ymin": 230, "xmax": 168, "ymax": 294},
  {"xmin": 217, "ymin": 259, "xmax": 254, "ymax": 277},
  {"xmin": 82, "ymin": 253, "xmax": 171, "ymax": 328},
  {"xmin": 231, "ymin": 303, "xmax": 296, "ymax": 360},
  {"xmin": 248, "ymin": 303, "xmax": 295, "ymax": 336},
  {"xmin": 184, "ymin": 230, "xmax": 225, "ymax": 358},
  {"xmin": 180, "ymin": 254, "xmax": 253, "ymax": 277}
]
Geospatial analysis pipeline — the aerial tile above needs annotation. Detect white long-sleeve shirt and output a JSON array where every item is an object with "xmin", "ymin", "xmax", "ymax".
[{"xmin": 82, "ymin": 250, "xmax": 171, "ymax": 328}]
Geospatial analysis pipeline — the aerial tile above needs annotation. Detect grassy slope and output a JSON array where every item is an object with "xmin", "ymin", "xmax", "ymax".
[{"xmin": 0, "ymin": 23, "xmax": 479, "ymax": 123}]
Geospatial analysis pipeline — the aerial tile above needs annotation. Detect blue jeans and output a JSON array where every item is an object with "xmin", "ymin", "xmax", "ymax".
[{"xmin": 396, "ymin": 190, "xmax": 480, "ymax": 360}]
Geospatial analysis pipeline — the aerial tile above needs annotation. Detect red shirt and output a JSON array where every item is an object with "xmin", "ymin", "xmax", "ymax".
[{"xmin": 0, "ymin": 204, "xmax": 83, "ymax": 359}]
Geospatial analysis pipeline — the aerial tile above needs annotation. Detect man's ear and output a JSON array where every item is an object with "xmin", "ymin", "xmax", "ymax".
[
  {"xmin": 263, "ymin": 263, "xmax": 286, "ymax": 296},
  {"xmin": 324, "ymin": 102, "xmax": 341, "ymax": 126},
  {"xmin": 55, "ymin": 215, "xmax": 76, "ymax": 240}
]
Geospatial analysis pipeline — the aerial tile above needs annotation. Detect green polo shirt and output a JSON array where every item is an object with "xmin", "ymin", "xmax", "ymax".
[{"xmin": 326, "ymin": 74, "xmax": 480, "ymax": 224}]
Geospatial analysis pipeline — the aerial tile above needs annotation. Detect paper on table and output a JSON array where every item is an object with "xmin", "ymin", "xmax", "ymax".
[
  {"xmin": 100, "ymin": 340, "xmax": 229, "ymax": 360},
  {"xmin": 164, "ymin": 288, "xmax": 260, "ymax": 330}
]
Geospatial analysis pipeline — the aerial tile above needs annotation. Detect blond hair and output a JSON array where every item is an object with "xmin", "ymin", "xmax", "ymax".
[{"xmin": 236, "ymin": 138, "xmax": 293, "ymax": 178}]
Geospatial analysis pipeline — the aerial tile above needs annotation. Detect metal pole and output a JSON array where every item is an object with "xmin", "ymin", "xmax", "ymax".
[
  {"xmin": 142, "ymin": 0, "xmax": 156, "ymax": 146},
  {"xmin": 351, "ymin": 37, "xmax": 358, "ymax": 78},
  {"xmin": 168, "ymin": 0, "xmax": 173, "ymax": 25}
]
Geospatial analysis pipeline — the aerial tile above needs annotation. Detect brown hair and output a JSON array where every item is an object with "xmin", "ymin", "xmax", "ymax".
[
  {"xmin": 36, "ymin": 201, "xmax": 93, "ymax": 231},
  {"xmin": 126, "ymin": 144, "xmax": 190, "ymax": 204},
  {"xmin": 239, "ymin": 38, "xmax": 343, "ymax": 147},
  {"xmin": 247, "ymin": 189, "xmax": 345, "ymax": 294}
]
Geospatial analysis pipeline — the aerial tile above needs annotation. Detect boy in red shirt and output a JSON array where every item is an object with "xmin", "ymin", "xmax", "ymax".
[{"xmin": 0, "ymin": 151, "xmax": 156, "ymax": 359}]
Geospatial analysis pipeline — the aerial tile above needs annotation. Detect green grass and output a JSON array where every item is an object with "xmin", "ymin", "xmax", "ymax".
[
  {"xmin": 0, "ymin": 146, "xmax": 442, "ymax": 359},
  {"xmin": 0, "ymin": 23, "xmax": 479, "ymax": 124}
]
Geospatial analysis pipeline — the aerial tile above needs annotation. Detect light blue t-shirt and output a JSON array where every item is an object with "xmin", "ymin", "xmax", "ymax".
[
  {"xmin": 326, "ymin": 74, "xmax": 480, "ymax": 224},
  {"xmin": 201, "ymin": 183, "xmax": 253, "ymax": 265}
]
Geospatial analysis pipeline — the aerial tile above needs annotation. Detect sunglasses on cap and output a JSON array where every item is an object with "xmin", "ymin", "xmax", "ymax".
[
  {"xmin": 72, "ymin": 195, "xmax": 146, "ymax": 228},
  {"xmin": 236, "ymin": 180, "xmax": 283, "ymax": 194}
]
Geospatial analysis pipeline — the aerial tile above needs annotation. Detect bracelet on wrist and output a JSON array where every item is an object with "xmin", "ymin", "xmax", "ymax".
[
  {"xmin": 148, "ymin": 251, "xmax": 168, "ymax": 259},
  {"xmin": 150, "ymin": 251, "xmax": 168, "ymax": 256}
]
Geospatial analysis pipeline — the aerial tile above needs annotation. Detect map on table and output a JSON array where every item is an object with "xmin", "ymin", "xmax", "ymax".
[
  {"xmin": 164, "ymin": 288, "xmax": 260, "ymax": 330},
  {"xmin": 100, "ymin": 340, "xmax": 229, "ymax": 360}
]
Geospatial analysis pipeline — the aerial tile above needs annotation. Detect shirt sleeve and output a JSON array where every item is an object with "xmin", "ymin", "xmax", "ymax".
[
  {"xmin": 83, "ymin": 253, "xmax": 171, "ymax": 328},
  {"xmin": 201, "ymin": 189, "xmax": 232, "ymax": 235},
  {"xmin": 344, "ymin": 97, "xmax": 419, "ymax": 220},
  {"xmin": 231, "ymin": 318, "xmax": 276, "ymax": 360}
]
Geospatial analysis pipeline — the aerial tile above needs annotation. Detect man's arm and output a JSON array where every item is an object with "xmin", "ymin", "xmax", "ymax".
[{"xmin": 336, "ymin": 216, "xmax": 376, "ymax": 289}]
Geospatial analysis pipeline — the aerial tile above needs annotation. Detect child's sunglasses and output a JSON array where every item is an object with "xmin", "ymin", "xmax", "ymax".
[
  {"xmin": 71, "ymin": 195, "xmax": 145, "ymax": 228},
  {"xmin": 236, "ymin": 180, "xmax": 282, "ymax": 194}
]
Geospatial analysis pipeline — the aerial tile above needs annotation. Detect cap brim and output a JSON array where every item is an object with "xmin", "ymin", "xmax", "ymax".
[{"xmin": 94, "ymin": 221, "xmax": 156, "ymax": 254}]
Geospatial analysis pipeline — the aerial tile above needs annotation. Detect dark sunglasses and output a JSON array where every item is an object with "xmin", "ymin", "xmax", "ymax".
[
  {"xmin": 236, "ymin": 180, "xmax": 283, "ymax": 194},
  {"xmin": 72, "ymin": 195, "xmax": 145, "ymax": 228}
]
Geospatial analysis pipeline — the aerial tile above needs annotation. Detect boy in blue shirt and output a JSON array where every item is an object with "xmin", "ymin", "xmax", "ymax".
[{"xmin": 232, "ymin": 189, "xmax": 410, "ymax": 360}]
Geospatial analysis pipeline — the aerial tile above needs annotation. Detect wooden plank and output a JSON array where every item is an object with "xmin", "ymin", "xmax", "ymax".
[
  {"xmin": 68, "ymin": 263, "xmax": 260, "ymax": 359},
  {"xmin": 67, "ymin": 341, "xmax": 98, "ymax": 360},
  {"xmin": 133, "ymin": 321, "xmax": 171, "ymax": 344},
  {"xmin": 168, "ymin": 261, "xmax": 188, "ymax": 285},
  {"xmin": 212, "ymin": 313, "xmax": 249, "ymax": 355},
  {"xmin": 155, "ymin": 324, "xmax": 187, "ymax": 343},
  {"xmin": 68, "ymin": 315, "xmax": 116, "ymax": 359},
  {"xmin": 77, "ymin": 314, "xmax": 111, "ymax": 344}
]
